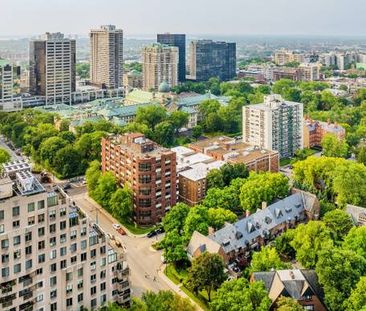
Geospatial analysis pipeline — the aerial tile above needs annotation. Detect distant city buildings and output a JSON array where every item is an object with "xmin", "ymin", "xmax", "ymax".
[
  {"xmin": 242, "ymin": 95, "xmax": 304, "ymax": 158},
  {"xmin": 274, "ymin": 50, "xmax": 305, "ymax": 66},
  {"xmin": 90, "ymin": 25, "xmax": 124, "ymax": 89},
  {"xmin": 101, "ymin": 133, "xmax": 177, "ymax": 225},
  {"xmin": 298, "ymin": 63, "xmax": 321, "ymax": 81},
  {"xmin": 0, "ymin": 59, "xmax": 22, "ymax": 111},
  {"xmin": 29, "ymin": 32, "xmax": 76, "ymax": 105},
  {"xmin": 188, "ymin": 40, "xmax": 236, "ymax": 82},
  {"xmin": 123, "ymin": 70, "xmax": 143, "ymax": 90},
  {"xmin": 0, "ymin": 160, "xmax": 130, "ymax": 310},
  {"xmin": 157, "ymin": 33, "xmax": 186, "ymax": 82},
  {"xmin": 303, "ymin": 118, "xmax": 346, "ymax": 148},
  {"xmin": 142, "ymin": 44, "xmax": 178, "ymax": 91}
]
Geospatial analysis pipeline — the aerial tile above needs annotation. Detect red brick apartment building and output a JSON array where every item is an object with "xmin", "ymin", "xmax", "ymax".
[{"xmin": 101, "ymin": 133, "xmax": 177, "ymax": 225}]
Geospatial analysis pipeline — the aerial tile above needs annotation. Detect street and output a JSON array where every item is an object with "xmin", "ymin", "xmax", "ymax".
[{"xmin": 0, "ymin": 135, "xmax": 20, "ymax": 161}]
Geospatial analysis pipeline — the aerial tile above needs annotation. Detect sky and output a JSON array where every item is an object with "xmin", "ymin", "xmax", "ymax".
[{"xmin": 1, "ymin": 0, "xmax": 366, "ymax": 37}]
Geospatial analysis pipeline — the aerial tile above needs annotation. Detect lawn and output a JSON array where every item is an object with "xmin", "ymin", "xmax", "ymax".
[
  {"xmin": 280, "ymin": 148, "xmax": 318, "ymax": 167},
  {"xmin": 164, "ymin": 264, "xmax": 211, "ymax": 311},
  {"xmin": 120, "ymin": 219, "xmax": 156, "ymax": 235}
]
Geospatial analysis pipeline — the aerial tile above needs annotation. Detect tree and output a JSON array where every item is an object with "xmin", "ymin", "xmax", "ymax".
[
  {"xmin": 76, "ymin": 131, "xmax": 106, "ymax": 162},
  {"xmin": 186, "ymin": 252, "xmax": 226, "ymax": 301},
  {"xmin": 136, "ymin": 106, "xmax": 167, "ymax": 130},
  {"xmin": 162, "ymin": 203, "xmax": 190, "ymax": 233},
  {"xmin": 92, "ymin": 172, "xmax": 117, "ymax": 208},
  {"xmin": 220, "ymin": 163, "xmax": 249, "ymax": 186},
  {"xmin": 250, "ymin": 247, "xmax": 290, "ymax": 273},
  {"xmin": 169, "ymin": 111, "xmax": 189, "ymax": 133},
  {"xmin": 39, "ymin": 136, "xmax": 68, "ymax": 166},
  {"xmin": 109, "ymin": 186, "xmax": 133, "ymax": 220},
  {"xmin": 0, "ymin": 148, "xmax": 10, "ymax": 165},
  {"xmin": 274, "ymin": 229, "xmax": 296, "ymax": 260},
  {"xmin": 323, "ymin": 209, "xmax": 353, "ymax": 241},
  {"xmin": 206, "ymin": 169, "xmax": 224, "ymax": 190},
  {"xmin": 345, "ymin": 277, "xmax": 366, "ymax": 311},
  {"xmin": 85, "ymin": 160, "xmax": 102, "ymax": 194},
  {"xmin": 276, "ymin": 296, "xmax": 303, "ymax": 311},
  {"xmin": 210, "ymin": 278, "xmax": 271, "ymax": 311},
  {"xmin": 207, "ymin": 208, "xmax": 237, "ymax": 230},
  {"xmin": 191, "ymin": 125, "xmax": 203, "ymax": 140},
  {"xmin": 290, "ymin": 221, "xmax": 333, "ymax": 268},
  {"xmin": 52, "ymin": 146, "xmax": 83, "ymax": 179},
  {"xmin": 316, "ymin": 248, "xmax": 366, "ymax": 311},
  {"xmin": 183, "ymin": 205, "xmax": 209, "ymax": 239},
  {"xmin": 321, "ymin": 134, "xmax": 349, "ymax": 158},
  {"xmin": 76, "ymin": 63, "xmax": 90, "ymax": 79},
  {"xmin": 153, "ymin": 121, "xmax": 175, "ymax": 146},
  {"xmin": 240, "ymin": 172, "xmax": 289, "ymax": 212},
  {"xmin": 343, "ymin": 226, "xmax": 366, "ymax": 259},
  {"xmin": 160, "ymin": 229, "xmax": 188, "ymax": 264},
  {"xmin": 356, "ymin": 145, "xmax": 366, "ymax": 165}
]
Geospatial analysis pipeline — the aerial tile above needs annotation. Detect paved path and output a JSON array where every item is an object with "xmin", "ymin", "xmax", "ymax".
[{"xmin": 71, "ymin": 192, "xmax": 202, "ymax": 310}]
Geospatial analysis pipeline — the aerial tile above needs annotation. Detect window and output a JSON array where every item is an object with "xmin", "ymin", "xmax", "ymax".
[
  {"xmin": 60, "ymin": 233, "xmax": 67, "ymax": 243},
  {"xmin": 36, "ymin": 294, "xmax": 43, "ymax": 302},
  {"xmin": 14, "ymin": 263, "xmax": 21, "ymax": 273},
  {"xmin": 60, "ymin": 221, "xmax": 67, "ymax": 230},
  {"xmin": 2, "ymin": 254, "xmax": 9, "ymax": 263},
  {"xmin": 60, "ymin": 260, "xmax": 67, "ymax": 269},
  {"xmin": 70, "ymin": 230, "xmax": 77, "ymax": 240},
  {"xmin": 14, "ymin": 249, "xmax": 21, "ymax": 259},
  {"xmin": 25, "ymin": 259, "xmax": 32, "ymax": 270},
  {"xmin": 0, "ymin": 224, "xmax": 3, "ymax": 234},
  {"xmin": 100, "ymin": 245, "xmax": 106, "ymax": 254},
  {"xmin": 50, "ymin": 290, "xmax": 57, "ymax": 299},
  {"xmin": 90, "ymin": 249, "xmax": 96, "ymax": 258},
  {"xmin": 37, "ymin": 200, "xmax": 45, "ymax": 210},
  {"xmin": 50, "ymin": 276, "xmax": 57, "ymax": 286},
  {"xmin": 60, "ymin": 246, "xmax": 67, "ymax": 256},
  {"xmin": 77, "ymin": 280, "xmax": 83, "ymax": 289},
  {"xmin": 50, "ymin": 237, "xmax": 56, "ymax": 247},
  {"xmin": 90, "ymin": 286, "xmax": 97, "ymax": 295},
  {"xmin": 28, "ymin": 216, "xmax": 35, "ymax": 226},
  {"xmin": 1, "ymin": 239, "xmax": 9, "ymax": 249},
  {"xmin": 50, "ymin": 263, "xmax": 57, "ymax": 273},
  {"xmin": 49, "ymin": 224, "xmax": 56, "ymax": 234},
  {"xmin": 47, "ymin": 195, "xmax": 58, "ymax": 208},
  {"xmin": 81, "ymin": 253, "xmax": 87, "ymax": 262},
  {"xmin": 81, "ymin": 240, "xmax": 87, "ymax": 250},
  {"xmin": 100, "ymin": 282, "xmax": 106, "ymax": 291},
  {"xmin": 13, "ymin": 235, "xmax": 21, "ymax": 246},
  {"xmin": 60, "ymin": 207, "xmax": 66, "ymax": 217},
  {"xmin": 90, "ymin": 274, "xmax": 96, "ymax": 283},
  {"xmin": 25, "ymin": 245, "xmax": 32, "ymax": 255},
  {"xmin": 100, "ymin": 257, "xmax": 106, "ymax": 267},
  {"xmin": 50, "ymin": 249, "xmax": 57, "ymax": 260},
  {"xmin": 100, "ymin": 294, "xmax": 107, "ymax": 304},
  {"xmin": 13, "ymin": 220, "xmax": 20, "ymax": 228},
  {"xmin": 38, "ymin": 240, "xmax": 45, "ymax": 250},
  {"xmin": 49, "ymin": 210, "xmax": 56, "ymax": 221},
  {"xmin": 66, "ymin": 272, "xmax": 73, "ymax": 282},
  {"xmin": 66, "ymin": 284, "xmax": 73, "ymax": 295},
  {"xmin": 0, "ymin": 210, "xmax": 4, "ymax": 220},
  {"xmin": 38, "ymin": 227, "xmax": 45, "ymax": 237},
  {"xmin": 78, "ymin": 267, "xmax": 83, "ymax": 277},
  {"xmin": 78, "ymin": 293, "xmax": 83, "ymax": 303},
  {"xmin": 38, "ymin": 254, "xmax": 45, "ymax": 264},
  {"xmin": 81, "ymin": 227, "xmax": 87, "ymax": 236},
  {"xmin": 100, "ymin": 270, "xmax": 106, "ymax": 279},
  {"xmin": 25, "ymin": 232, "xmax": 32, "ymax": 242},
  {"xmin": 2, "ymin": 267, "xmax": 9, "ymax": 277},
  {"xmin": 50, "ymin": 302, "xmax": 57, "ymax": 311},
  {"xmin": 66, "ymin": 298, "xmax": 73, "ymax": 307},
  {"xmin": 70, "ymin": 243, "xmax": 77, "ymax": 253},
  {"xmin": 36, "ymin": 268, "xmax": 43, "ymax": 275},
  {"xmin": 139, "ymin": 162, "xmax": 151, "ymax": 171},
  {"xmin": 12, "ymin": 206, "xmax": 20, "ymax": 217},
  {"xmin": 38, "ymin": 214, "xmax": 45, "ymax": 223},
  {"xmin": 91, "ymin": 298, "xmax": 97, "ymax": 308},
  {"xmin": 71, "ymin": 256, "xmax": 77, "ymax": 264},
  {"xmin": 27, "ymin": 202, "xmax": 35, "ymax": 212}
]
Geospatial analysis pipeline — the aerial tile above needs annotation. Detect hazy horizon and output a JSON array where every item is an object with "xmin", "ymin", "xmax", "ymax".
[{"xmin": 1, "ymin": 0, "xmax": 365, "ymax": 37}]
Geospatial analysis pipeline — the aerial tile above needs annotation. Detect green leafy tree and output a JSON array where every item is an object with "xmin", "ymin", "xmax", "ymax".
[
  {"xmin": 162, "ymin": 203, "xmax": 190, "ymax": 233},
  {"xmin": 207, "ymin": 208, "xmax": 237, "ymax": 230},
  {"xmin": 321, "ymin": 134, "xmax": 349, "ymax": 158},
  {"xmin": 52, "ymin": 146, "xmax": 83, "ymax": 179},
  {"xmin": 76, "ymin": 63, "xmax": 90, "ymax": 79},
  {"xmin": 276, "ymin": 296, "xmax": 303, "ymax": 311},
  {"xmin": 186, "ymin": 252, "xmax": 227, "ymax": 301},
  {"xmin": 153, "ymin": 121, "xmax": 175, "ymax": 146},
  {"xmin": 210, "ymin": 278, "xmax": 271, "ymax": 311},
  {"xmin": 160, "ymin": 229, "xmax": 188, "ymax": 264},
  {"xmin": 58, "ymin": 131, "xmax": 76, "ymax": 143},
  {"xmin": 109, "ymin": 186, "xmax": 133, "ymax": 220},
  {"xmin": 274, "ymin": 229, "xmax": 296, "ymax": 260},
  {"xmin": 356, "ymin": 145, "xmax": 366, "ymax": 165},
  {"xmin": 206, "ymin": 169, "xmax": 224, "ymax": 190},
  {"xmin": 169, "ymin": 111, "xmax": 189, "ymax": 133},
  {"xmin": 316, "ymin": 248, "xmax": 366, "ymax": 311},
  {"xmin": 191, "ymin": 125, "xmax": 203, "ymax": 140},
  {"xmin": 0, "ymin": 148, "xmax": 11, "ymax": 165},
  {"xmin": 323, "ymin": 209, "xmax": 353, "ymax": 241},
  {"xmin": 290, "ymin": 221, "xmax": 333, "ymax": 268},
  {"xmin": 343, "ymin": 226, "xmax": 366, "ymax": 259},
  {"xmin": 183, "ymin": 205, "xmax": 209, "ymax": 239},
  {"xmin": 240, "ymin": 172, "xmax": 289, "ymax": 212},
  {"xmin": 220, "ymin": 163, "xmax": 249, "ymax": 186},
  {"xmin": 136, "ymin": 105, "xmax": 167, "ymax": 130},
  {"xmin": 39, "ymin": 136, "xmax": 68, "ymax": 166},
  {"xmin": 345, "ymin": 277, "xmax": 366, "ymax": 311},
  {"xmin": 85, "ymin": 160, "xmax": 102, "ymax": 194},
  {"xmin": 250, "ymin": 247, "xmax": 290, "ymax": 273},
  {"xmin": 75, "ymin": 131, "xmax": 106, "ymax": 162},
  {"xmin": 92, "ymin": 172, "xmax": 117, "ymax": 208}
]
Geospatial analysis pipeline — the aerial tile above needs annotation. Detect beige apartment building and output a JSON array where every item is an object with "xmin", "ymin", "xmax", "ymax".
[
  {"xmin": 142, "ymin": 44, "xmax": 178, "ymax": 91},
  {"xmin": 298, "ymin": 63, "xmax": 321, "ymax": 81},
  {"xmin": 29, "ymin": 32, "xmax": 76, "ymax": 105},
  {"xmin": 90, "ymin": 25, "xmax": 124, "ymax": 89},
  {"xmin": 274, "ymin": 50, "xmax": 305, "ymax": 66},
  {"xmin": 0, "ymin": 160, "xmax": 130, "ymax": 311},
  {"xmin": 242, "ymin": 95, "xmax": 303, "ymax": 158}
]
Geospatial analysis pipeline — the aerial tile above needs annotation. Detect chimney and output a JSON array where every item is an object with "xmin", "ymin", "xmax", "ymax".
[
  {"xmin": 245, "ymin": 210, "xmax": 251, "ymax": 217},
  {"xmin": 262, "ymin": 201, "xmax": 267, "ymax": 209},
  {"xmin": 290, "ymin": 271, "xmax": 295, "ymax": 279}
]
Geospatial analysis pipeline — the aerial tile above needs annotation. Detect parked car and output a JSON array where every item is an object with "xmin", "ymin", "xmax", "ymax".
[
  {"xmin": 117, "ymin": 228, "xmax": 126, "ymax": 236},
  {"xmin": 147, "ymin": 230, "xmax": 158, "ymax": 238},
  {"xmin": 112, "ymin": 224, "xmax": 121, "ymax": 230},
  {"xmin": 155, "ymin": 227, "xmax": 164, "ymax": 234}
]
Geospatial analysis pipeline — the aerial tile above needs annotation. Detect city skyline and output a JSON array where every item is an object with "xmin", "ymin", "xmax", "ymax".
[{"xmin": 1, "ymin": 0, "xmax": 365, "ymax": 37}]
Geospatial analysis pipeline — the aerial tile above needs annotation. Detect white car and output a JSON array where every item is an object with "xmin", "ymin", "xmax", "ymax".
[{"xmin": 112, "ymin": 224, "xmax": 121, "ymax": 230}]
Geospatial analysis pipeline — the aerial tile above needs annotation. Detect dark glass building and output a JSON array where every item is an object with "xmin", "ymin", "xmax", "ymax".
[
  {"xmin": 157, "ymin": 33, "xmax": 186, "ymax": 82},
  {"xmin": 189, "ymin": 40, "xmax": 236, "ymax": 82}
]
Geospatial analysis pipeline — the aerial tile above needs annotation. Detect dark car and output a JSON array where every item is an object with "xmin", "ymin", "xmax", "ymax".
[
  {"xmin": 63, "ymin": 183, "xmax": 71, "ymax": 190},
  {"xmin": 155, "ymin": 227, "xmax": 164, "ymax": 234},
  {"xmin": 147, "ymin": 230, "xmax": 158, "ymax": 238}
]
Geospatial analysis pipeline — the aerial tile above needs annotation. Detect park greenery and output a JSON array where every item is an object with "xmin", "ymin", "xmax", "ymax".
[{"xmin": 0, "ymin": 147, "xmax": 10, "ymax": 168}]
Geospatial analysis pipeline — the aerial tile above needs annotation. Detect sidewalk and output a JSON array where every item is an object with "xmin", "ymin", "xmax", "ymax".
[{"xmin": 158, "ymin": 265, "xmax": 204, "ymax": 311}]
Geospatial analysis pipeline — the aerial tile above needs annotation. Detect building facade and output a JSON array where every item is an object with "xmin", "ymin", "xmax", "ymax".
[
  {"xmin": 298, "ymin": 63, "xmax": 321, "ymax": 81},
  {"xmin": 189, "ymin": 40, "xmax": 236, "ymax": 82},
  {"xmin": 0, "ymin": 160, "xmax": 130, "ymax": 311},
  {"xmin": 303, "ymin": 118, "xmax": 346, "ymax": 148},
  {"xmin": 157, "ymin": 34, "xmax": 186, "ymax": 82},
  {"xmin": 123, "ymin": 70, "xmax": 143, "ymax": 90},
  {"xmin": 0, "ymin": 59, "xmax": 22, "ymax": 111},
  {"xmin": 242, "ymin": 95, "xmax": 304, "ymax": 158},
  {"xmin": 90, "ymin": 25, "xmax": 124, "ymax": 89},
  {"xmin": 101, "ymin": 133, "xmax": 177, "ymax": 225},
  {"xmin": 29, "ymin": 32, "xmax": 76, "ymax": 105},
  {"xmin": 274, "ymin": 50, "xmax": 305, "ymax": 66},
  {"xmin": 142, "ymin": 44, "xmax": 178, "ymax": 91}
]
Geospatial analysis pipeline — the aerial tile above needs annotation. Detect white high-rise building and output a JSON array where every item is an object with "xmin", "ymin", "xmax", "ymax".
[
  {"xmin": 142, "ymin": 43, "xmax": 178, "ymax": 91},
  {"xmin": 90, "ymin": 25, "xmax": 124, "ymax": 89},
  {"xmin": 0, "ymin": 160, "xmax": 130, "ymax": 311},
  {"xmin": 242, "ymin": 94, "xmax": 303, "ymax": 158},
  {"xmin": 0, "ymin": 60, "xmax": 23, "ymax": 111},
  {"xmin": 29, "ymin": 33, "xmax": 76, "ymax": 105}
]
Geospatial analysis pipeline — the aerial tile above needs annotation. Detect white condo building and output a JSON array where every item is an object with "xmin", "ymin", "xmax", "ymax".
[
  {"xmin": 0, "ymin": 60, "xmax": 23, "ymax": 112},
  {"xmin": 242, "ymin": 94, "xmax": 303, "ymax": 158},
  {"xmin": 0, "ymin": 160, "xmax": 130, "ymax": 311},
  {"xmin": 90, "ymin": 25, "xmax": 124, "ymax": 89}
]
